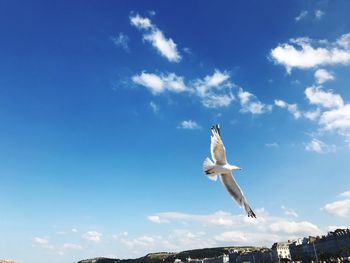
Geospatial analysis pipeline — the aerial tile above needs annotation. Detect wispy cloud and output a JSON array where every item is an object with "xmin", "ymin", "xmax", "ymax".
[
  {"xmin": 130, "ymin": 14, "xmax": 153, "ymax": 29},
  {"xmin": 304, "ymin": 108, "xmax": 321, "ymax": 121},
  {"xmin": 270, "ymin": 33, "xmax": 350, "ymax": 73},
  {"xmin": 193, "ymin": 70, "xmax": 234, "ymax": 108},
  {"xmin": 111, "ymin": 32, "xmax": 130, "ymax": 52},
  {"xmin": 321, "ymin": 191, "xmax": 350, "ymax": 217},
  {"xmin": 319, "ymin": 104, "xmax": 350, "ymax": 132},
  {"xmin": 269, "ymin": 220, "xmax": 319, "ymax": 235},
  {"xmin": 238, "ymin": 88, "xmax": 272, "ymax": 114},
  {"xmin": 82, "ymin": 231, "xmax": 102, "ymax": 242},
  {"xmin": 132, "ymin": 69, "xmax": 235, "ymax": 109},
  {"xmin": 315, "ymin": 10, "xmax": 325, "ymax": 19},
  {"xmin": 305, "ymin": 138, "xmax": 336, "ymax": 153},
  {"xmin": 314, "ymin": 69, "xmax": 334, "ymax": 84},
  {"xmin": 265, "ymin": 142, "xmax": 279, "ymax": 148},
  {"xmin": 281, "ymin": 206, "xmax": 298, "ymax": 218},
  {"xmin": 303, "ymin": 85, "xmax": 350, "ymax": 146},
  {"xmin": 33, "ymin": 237, "xmax": 49, "ymax": 245},
  {"xmin": 130, "ymin": 13, "xmax": 181, "ymax": 62},
  {"xmin": 178, "ymin": 120, "xmax": 201, "ymax": 130},
  {"xmin": 274, "ymin": 99, "xmax": 301, "ymax": 119},
  {"xmin": 62, "ymin": 243, "xmax": 83, "ymax": 250},
  {"xmin": 305, "ymin": 86, "xmax": 344, "ymax": 109},
  {"xmin": 149, "ymin": 101, "xmax": 159, "ymax": 113},
  {"xmin": 132, "ymin": 72, "xmax": 187, "ymax": 94},
  {"xmin": 148, "ymin": 215, "xmax": 168, "ymax": 224},
  {"xmin": 147, "ymin": 209, "xmax": 321, "ymax": 247},
  {"xmin": 32, "ymin": 237, "xmax": 54, "ymax": 250},
  {"xmin": 295, "ymin": 10, "xmax": 308, "ymax": 22}
]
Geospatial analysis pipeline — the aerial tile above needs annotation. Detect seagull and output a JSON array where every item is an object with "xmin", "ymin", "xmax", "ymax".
[{"xmin": 203, "ymin": 124, "xmax": 256, "ymax": 218}]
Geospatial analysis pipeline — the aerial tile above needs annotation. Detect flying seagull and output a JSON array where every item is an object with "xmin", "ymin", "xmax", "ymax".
[{"xmin": 203, "ymin": 124, "xmax": 256, "ymax": 218}]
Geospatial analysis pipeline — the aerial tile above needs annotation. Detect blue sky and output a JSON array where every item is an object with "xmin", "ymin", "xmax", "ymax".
[{"xmin": 1, "ymin": 1, "xmax": 350, "ymax": 262}]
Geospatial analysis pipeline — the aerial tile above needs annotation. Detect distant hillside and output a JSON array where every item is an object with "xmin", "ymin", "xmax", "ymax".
[{"xmin": 78, "ymin": 246, "xmax": 265, "ymax": 263}]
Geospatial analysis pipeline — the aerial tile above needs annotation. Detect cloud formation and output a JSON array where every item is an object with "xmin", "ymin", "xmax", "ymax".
[
  {"xmin": 274, "ymin": 99, "xmax": 301, "ymax": 119},
  {"xmin": 130, "ymin": 14, "xmax": 181, "ymax": 62},
  {"xmin": 112, "ymin": 32, "xmax": 130, "ymax": 52},
  {"xmin": 281, "ymin": 206, "xmax": 298, "ymax": 218},
  {"xmin": 147, "ymin": 209, "xmax": 321, "ymax": 247},
  {"xmin": 132, "ymin": 72, "xmax": 187, "ymax": 94},
  {"xmin": 83, "ymin": 231, "xmax": 102, "ymax": 242},
  {"xmin": 270, "ymin": 33, "xmax": 350, "ymax": 73},
  {"xmin": 132, "ymin": 69, "xmax": 236, "ymax": 109},
  {"xmin": 238, "ymin": 88, "xmax": 272, "ymax": 114},
  {"xmin": 314, "ymin": 69, "xmax": 334, "ymax": 84},
  {"xmin": 322, "ymin": 191, "xmax": 350, "ymax": 217},
  {"xmin": 305, "ymin": 138, "xmax": 336, "ymax": 153},
  {"xmin": 193, "ymin": 70, "xmax": 234, "ymax": 108},
  {"xmin": 295, "ymin": 10, "xmax": 308, "ymax": 22},
  {"xmin": 178, "ymin": 120, "xmax": 201, "ymax": 130},
  {"xmin": 305, "ymin": 86, "xmax": 343, "ymax": 109},
  {"xmin": 315, "ymin": 10, "xmax": 325, "ymax": 19}
]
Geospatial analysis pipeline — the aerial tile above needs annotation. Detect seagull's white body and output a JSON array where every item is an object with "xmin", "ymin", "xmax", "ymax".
[{"xmin": 203, "ymin": 124, "xmax": 256, "ymax": 218}]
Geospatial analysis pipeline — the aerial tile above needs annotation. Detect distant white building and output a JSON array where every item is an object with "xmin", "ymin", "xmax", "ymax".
[{"xmin": 271, "ymin": 242, "xmax": 291, "ymax": 261}]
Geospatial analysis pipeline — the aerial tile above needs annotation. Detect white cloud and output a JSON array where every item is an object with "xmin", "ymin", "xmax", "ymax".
[
  {"xmin": 303, "ymin": 86, "xmax": 350, "ymax": 145},
  {"xmin": 305, "ymin": 138, "xmax": 336, "ymax": 153},
  {"xmin": 130, "ymin": 14, "xmax": 152, "ymax": 29},
  {"xmin": 274, "ymin": 99, "xmax": 301, "ymax": 119},
  {"xmin": 111, "ymin": 32, "xmax": 130, "ymax": 52},
  {"xmin": 33, "ymin": 237, "xmax": 49, "ymax": 245},
  {"xmin": 118, "ymin": 209, "xmax": 324, "ymax": 253},
  {"xmin": 340, "ymin": 191, "xmax": 350, "ymax": 198},
  {"xmin": 62, "ymin": 243, "xmax": 83, "ymax": 250},
  {"xmin": 144, "ymin": 29, "xmax": 182, "ymax": 62},
  {"xmin": 214, "ymin": 231, "xmax": 279, "ymax": 245},
  {"xmin": 322, "ymin": 191, "xmax": 350, "ymax": 217},
  {"xmin": 132, "ymin": 72, "xmax": 187, "ymax": 94},
  {"xmin": 130, "ymin": 14, "xmax": 181, "ymax": 62},
  {"xmin": 32, "ymin": 237, "xmax": 54, "ymax": 250},
  {"xmin": 132, "ymin": 70, "xmax": 235, "ymax": 109},
  {"xmin": 265, "ymin": 142, "xmax": 279, "ymax": 148},
  {"xmin": 270, "ymin": 33, "xmax": 350, "ymax": 73},
  {"xmin": 315, "ymin": 10, "xmax": 325, "ymax": 19},
  {"xmin": 178, "ymin": 120, "xmax": 201, "ymax": 130},
  {"xmin": 83, "ymin": 231, "xmax": 102, "ymax": 242},
  {"xmin": 149, "ymin": 101, "xmax": 159, "ymax": 113},
  {"xmin": 193, "ymin": 70, "xmax": 234, "ymax": 108},
  {"xmin": 304, "ymin": 108, "xmax": 321, "ymax": 121},
  {"xmin": 337, "ymin": 33, "xmax": 350, "ymax": 49},
  {"xmin": 314, "ymin": 69, "xmax": 334, "ymax": 84},
  {"xmin": 148, "ymin": 215, "xmax": 168, "ymax": 224},
  {"xmin": 120, "ymin": 230, "xmax": 213, "ymax": 252},
  {"xmin": 305, "ymin": 86, "xmax": 344, "ymax": 109},
  {"xmin": 121, "ymin": 234, "xmax": 161, "ymax": 248},
  {"xmin": 269, "ymin": 220, "xmax": 320, "ymax": 235},
  {"xmin": 71, "ymin": 228, "xmax": 78, "ymax": 233},
  {"xmin": 238, "ymin": 88, "xmax": 272, "ymax": 114},
  {"xmin": 295, "ymin": 10, "xmax": 308, "ymax": 22},
  {"xmin": 281, "ymin": 206, "xmax": 298, "ymax": 218},
  {"xmin": 319, "ymin": 104, "xmax": 350, "ymax": 131},
  {"xmin": 148, "ymin": 210, "xmax": 244, "ymax": 227}
]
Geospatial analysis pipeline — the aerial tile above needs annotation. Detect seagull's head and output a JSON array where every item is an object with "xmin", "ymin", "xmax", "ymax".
[{"xmin": 229, "ymin": 165, "xmax": 242, "ymax": 171}]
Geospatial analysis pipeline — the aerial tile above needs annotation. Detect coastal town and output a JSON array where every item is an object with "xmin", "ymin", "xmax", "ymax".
[{"xmin": 75, "ymin": 228, "xmax": 350, "ymax": 263}]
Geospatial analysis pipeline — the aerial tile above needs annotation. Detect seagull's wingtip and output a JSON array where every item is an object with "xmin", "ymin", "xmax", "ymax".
[{"xmin": 248, "ymin": 209, "xmax": 257, "ymax": 218}]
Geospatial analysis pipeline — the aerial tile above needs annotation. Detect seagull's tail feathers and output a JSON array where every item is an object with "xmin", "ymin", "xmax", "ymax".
[{"xmin": 203, "ymin": 157, "xmax": 218, "ymax": 181}]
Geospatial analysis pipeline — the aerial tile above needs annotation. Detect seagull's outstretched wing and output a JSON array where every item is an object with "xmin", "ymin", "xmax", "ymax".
[
  {"xmin": 220, "ymin": 172, "xmax": 256, "ymax": 218},
  {"xmin": 210, "ymin": 125, "xmax": 227, "ymax": 165}
]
